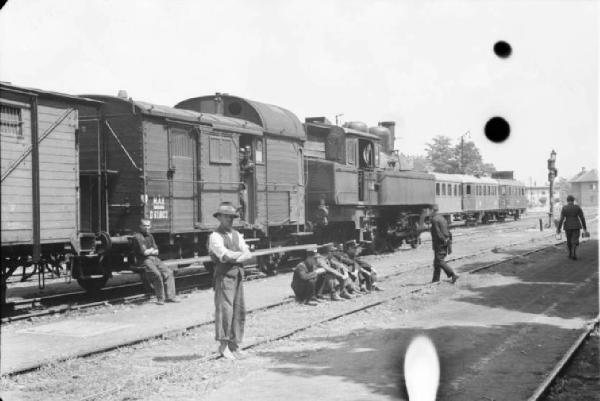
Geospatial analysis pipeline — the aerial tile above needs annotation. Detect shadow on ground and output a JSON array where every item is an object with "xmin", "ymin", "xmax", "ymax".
[{"xmin": 256, "ymin": 322, "xmax": 586, "ymax": 401}]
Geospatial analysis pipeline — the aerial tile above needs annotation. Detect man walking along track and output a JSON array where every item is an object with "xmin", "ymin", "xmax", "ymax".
[
  {"xmin": 430, "ymin": 204, "xmax": 459, "ymax": 283},
  {"xmin": 557, "ymin": 195, "xmax": 588, "ymax": 260},
  {"xmin": 208, "ymin": 202, "xmax": 252, "ymax": 360},
  {"xmin": 133, "ymin": 219, "xmax": 179, "ymax": 305}
]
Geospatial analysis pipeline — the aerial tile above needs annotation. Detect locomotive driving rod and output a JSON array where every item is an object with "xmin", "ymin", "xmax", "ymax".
[{"xmin": 162, "ymin": 243, "xmax": 318, "ymax": 269}]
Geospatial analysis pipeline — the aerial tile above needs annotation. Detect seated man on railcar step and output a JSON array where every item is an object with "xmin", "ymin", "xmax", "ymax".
[
  {"xmin": 291, "ymin": 246, "xmax": 326, "ymax": 306},
  {"xmin": 133, "ymin": 219, "xmax": 179, "ymax": 305}
]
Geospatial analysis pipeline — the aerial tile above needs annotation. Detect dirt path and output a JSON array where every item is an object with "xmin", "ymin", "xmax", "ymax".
[{"xmin": 163, "ymin": 241, "xmax": 598, "ymax": 401}]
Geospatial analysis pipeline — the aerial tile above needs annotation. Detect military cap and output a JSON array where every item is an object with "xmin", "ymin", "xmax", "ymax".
[
  {"xmin": 317, "ymin": 243, "xmax": 334, "ymax": 254},
  {"xmin": 213, "ymin": 202, "xmax": 239, "ymax": 218},
  {"xmin": 306, "ymin": 245, "xmax": 318, "ymax": 255}
]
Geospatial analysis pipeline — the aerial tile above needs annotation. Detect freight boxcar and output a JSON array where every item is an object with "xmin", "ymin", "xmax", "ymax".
[
  {"xmin": 73, "ymin": 93, "xmax": 268, "ymax": 289},
  {"xmin": 174, "ymin": 93, "xmax": 307, "ymax": 244},
  {"xmin": 1, "ymin": 83, "xmax": 101, "ymax": 298}
]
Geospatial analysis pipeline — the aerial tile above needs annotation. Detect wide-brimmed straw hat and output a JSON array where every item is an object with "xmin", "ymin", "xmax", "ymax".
[{"xmin": 213, "ymin": 202, "xmax": 239, "ymax": 218}]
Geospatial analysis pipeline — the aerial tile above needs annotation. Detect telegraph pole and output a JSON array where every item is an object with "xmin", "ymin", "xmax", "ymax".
[
  {"xmin": 547, "ymin": 150, "xmax": 557, "ymax": 228},
  {"xmin": 459, "ymin": 130, "xmax": 470, "ymax": 173}
]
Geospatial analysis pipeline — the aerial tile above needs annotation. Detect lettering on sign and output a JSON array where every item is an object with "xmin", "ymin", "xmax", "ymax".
[{"xmin": 149, "ymin": 195, "xmax": 169, "ymax": 220}]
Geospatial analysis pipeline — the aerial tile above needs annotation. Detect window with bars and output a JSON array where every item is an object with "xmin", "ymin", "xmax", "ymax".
[{"xmin": 1, "ymin": 105, "xmax": 23, "ymax": 137}]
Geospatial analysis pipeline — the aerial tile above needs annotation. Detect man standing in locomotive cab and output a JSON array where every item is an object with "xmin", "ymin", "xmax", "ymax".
[
  {"xmin": 557, "ymin": 195, "xmax": 588, "ymax": 260},
  {"xmin": 208, "ymin": 202, "xmax": 252, "ymax": 360},
  {"xmin": 430, "ymin": 205, "xmax": 460, "ymax": 284},
  {"xmin": 291, "ymin": 246, "xmax": 326, "ymax": 305},
  {"xmin": 133, "ymin": 219, "xmax": 179, "ymax": 305}
]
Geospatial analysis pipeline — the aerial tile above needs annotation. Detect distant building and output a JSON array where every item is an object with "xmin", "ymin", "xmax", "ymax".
[
  {"xmin": 525, "ymin": 185, "xmax": 556, "ymax": 207},
  {"xmin": 569, "ymin": 167, "xmax": 598, "ymax": 207}
]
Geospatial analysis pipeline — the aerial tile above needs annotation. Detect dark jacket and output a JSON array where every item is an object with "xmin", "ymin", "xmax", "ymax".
[
  {"xmin": 558, "ymin": 204, "xmax": 587, "ymax": 231},
  {"xmin": 291, "ymin": 261, "xmax": 318, "ymax": 292},
  {"xmin": 132, "ymin": 232, "xmax": 158, "ymax": 261},
  {"xmin": 430, "ymin": 213, "xmax": 451, "ymax": 249}
]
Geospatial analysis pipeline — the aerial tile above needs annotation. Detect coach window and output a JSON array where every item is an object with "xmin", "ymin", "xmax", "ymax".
[
  {"xmin": 441, "ymin": 183, "xmax": 446, "ymax": 196},
  {"xmin": 436, "ymin": 183, "xmax": 440, "ymax": 196},
  {"xmin": 460, "ymin": 185, "xmax": 463, "ymax": 195},
  {"xmin": 466, "ymin": 184, "xmax": 471, "ymax": 195},
  {"xmin": 255, "ymin": 138, "xmax": 264, "ymax": 164},
  {"xmin": 0, "ymin": 105, "xmax": 23, "ymax": 137},
  {"xmin": 346, "ymin": 140, "xmax": 357, "ymax": 166}
]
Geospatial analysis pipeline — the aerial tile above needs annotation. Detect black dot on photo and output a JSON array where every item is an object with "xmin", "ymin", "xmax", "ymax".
[
  {"xmin": 485, "ymin": 117, "xmax": 510, "ymax": 143},
  {"xmin": 493, "ymin": 41, "xmax": 512, "ymax": 58}
]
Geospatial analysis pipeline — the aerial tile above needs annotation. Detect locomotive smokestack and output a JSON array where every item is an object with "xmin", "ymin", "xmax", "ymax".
[
  {"xmin": 378, "ymin": 121, "xmax": 396, "ymax": 152},
  {"xmin": 117, "ymin": 90, "xmax": 128, "ymax": 99}
]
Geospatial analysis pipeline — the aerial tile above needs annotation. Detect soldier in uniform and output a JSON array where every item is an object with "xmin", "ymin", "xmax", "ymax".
[
  {"xmin": 557, "ymin": 195, "xmax": 588, "ymax": 260},
  {"xmin": 291, "ymin": 246, "xmax": 326, "ymax": 305},
  {"xmin": 430, "ymin": 204, "xmax": 459, "ymax": 283},
  {"xmin": 208, "ymin": 202, "xmax": 252, "ymax": 360},
  {"xmin": 133, "ymin": 219, "xmax": 179, "ymax": 305}
]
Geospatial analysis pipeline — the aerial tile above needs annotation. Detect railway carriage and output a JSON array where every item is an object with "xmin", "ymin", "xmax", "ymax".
[
  {"xmin": 495, "ymin": 177, "xmax": 527, "ymax": 219},
  {"xmin": 1, "ymin": 83, "xmax": 101, "ymax": 299},
  {"xmin": 432, "ymin": 173, "xmax": 464, "ymax": 218},
  {"xmin": 174, "ymin": 93, "xmax": 307, "ymax": 244},
  {"xmin": 462, "ymin": 176, "xmax": 499, "ymax": 223}
]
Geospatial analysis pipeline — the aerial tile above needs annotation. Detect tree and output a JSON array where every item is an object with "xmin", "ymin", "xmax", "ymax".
[
  {"xmin": 409, "ymin": 154, "xmax": 432, "ymax": 172},
  {"xmin": 425, "ymin": 136, "xmax": 457, "ymax": 173},
  {"xmin": 424, "ymin": 135, "xmax": 497, "ymax": 175}
]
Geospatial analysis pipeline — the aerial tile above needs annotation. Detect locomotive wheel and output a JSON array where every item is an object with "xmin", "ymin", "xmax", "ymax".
[{"xmin": 77, "ymin": 275, "xmax": 109, "ymax": 293}]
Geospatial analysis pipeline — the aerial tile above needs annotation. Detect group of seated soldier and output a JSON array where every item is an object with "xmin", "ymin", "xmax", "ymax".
[{"xmin": 291, "ymin": 240, "xmax": 382, "ymax": 306}]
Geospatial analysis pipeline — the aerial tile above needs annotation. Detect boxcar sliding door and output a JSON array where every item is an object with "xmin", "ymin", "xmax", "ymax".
[{"xmin": 169, "ymin": 126, "xmax": 197, "ymax": 232}]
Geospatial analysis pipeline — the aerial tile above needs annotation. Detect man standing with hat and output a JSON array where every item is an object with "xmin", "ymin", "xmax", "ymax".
[
  {"xmin": 557, "ymin": 195, "xmax": 588, "ymax": 260},
  {"xmin": 291, "ymin": 246, "xmax": 326, "ymax": 305},
  {"xmin": 430, "ymin": 204, "xmax": 459, "ymax": 283},
  {"xmin": 208, "ymin": 202, "xmax": 252, "ymax": 360}
]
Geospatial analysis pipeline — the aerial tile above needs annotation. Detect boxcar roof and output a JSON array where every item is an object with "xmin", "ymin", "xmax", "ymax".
[
  {"xmin": 175, "ymin": 95, "xmax": 305, "ymax": 140},
  {"xmin": 84, "ymin": 95, "xmax": 263, "ymax": 135},
  {"xmin": 1, "ymin": 82, "xmax": 102, "ymax": 105}
]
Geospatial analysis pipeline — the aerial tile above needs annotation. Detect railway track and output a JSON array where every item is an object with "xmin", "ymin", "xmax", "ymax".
[
  {"xmin": 528, "ymin": 316, "xmax": 600, "ymax": 401},
  {"xmin": 75, "ymin": 239, "xmax": 567, "ymax": 401},
  {"xmin": 2, "ymin": 224, "xmax": 557, "ymax": 325}
]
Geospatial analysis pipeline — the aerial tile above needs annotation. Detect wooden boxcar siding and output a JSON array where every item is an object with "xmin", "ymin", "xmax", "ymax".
[
  {"xmin": 1, "ymin": 103, "xmax": 33, "ymax": 244},
  {"xmin": 378, "ymin": 171, "xmax": 435, "ymax": 206},
  {"xmin": 198, "ymin": 129, "xmax": 240, "ymax": 229},
  {"xmin": 1, "ymin": 101, "xmax": 79, "ymax": 245},
  {"xmin": 143, "ymin": 121, "xmax": 172, "ymax": 232},
  {"xmin": 104, "ymin": 115, "xmax": 144, "ymax": 235},
  {"xmin": 263, "ymin": 138, "xmax": 305, "ymax": 225},
  {"xmin": 306, "ymin": 159, "xmax": 358, "ymax": 206},
  {"xmin": 37, "ymin": 105, "xmax": 79, "ymax": 242},
  {"xmin": 169, "ymin": 126, "xmax": 197, "ymax": 232},
  {"xmin": 255, "ymin": 163, "xmax": 267, "ymax": 226}
]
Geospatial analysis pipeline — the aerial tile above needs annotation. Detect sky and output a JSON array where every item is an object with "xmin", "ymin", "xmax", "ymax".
[{"xmin": 0, "ymin": 0, "xmax": 597, "ymax": 185}]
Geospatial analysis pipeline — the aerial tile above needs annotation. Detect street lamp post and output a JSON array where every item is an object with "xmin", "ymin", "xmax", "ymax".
[
  {"xmin": 547, "ymin": 150, "xmax": 557, "ymax": 228},
  {"xmin": 459, "ymin": 130, "xmax": 471, "ymax": 174}
]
